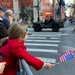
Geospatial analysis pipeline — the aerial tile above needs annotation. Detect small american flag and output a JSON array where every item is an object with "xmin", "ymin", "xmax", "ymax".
[{"xmin": 59, "ymin": 50, "xmax": 74, "ymax": 62}]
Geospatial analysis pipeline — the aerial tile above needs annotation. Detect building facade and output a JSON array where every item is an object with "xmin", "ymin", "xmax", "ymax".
[
  {"xmin": 0, "ymin": 0, "xmax": 13, "ymax": 8},
  {"xmin": 0, "ymin": 0, "xmax": 33, "ymax": 20},
  {"xmin": 33, "ymin": 0, "xmax": 54, "ymax": 22},
  {"xmin": 0, "ymin": 0, "xmax": 54, "ymax": 21}
]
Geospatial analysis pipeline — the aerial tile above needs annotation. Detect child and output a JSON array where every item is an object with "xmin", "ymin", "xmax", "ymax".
[{"xmin": 0, "ymin": 24, "xmax": 54, "ymax": 75}]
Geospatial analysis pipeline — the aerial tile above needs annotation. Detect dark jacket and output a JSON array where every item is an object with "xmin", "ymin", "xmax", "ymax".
[
  {"xmin": 0, "ymin": 20, "xmax": 8, "ymax": 39},
  {"xmin": 2, "ymin": 16, "xmax": 10, "ymax": 29}
]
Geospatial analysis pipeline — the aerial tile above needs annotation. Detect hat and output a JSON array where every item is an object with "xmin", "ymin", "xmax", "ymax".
[{"xmin": 0, "ymin": 6, "xmax": 6, "ymax": 12}]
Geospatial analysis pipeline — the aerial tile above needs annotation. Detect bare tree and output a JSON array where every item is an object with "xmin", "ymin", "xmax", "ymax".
[{"xmin": 19, "ymin": 0, "xmax": 32, "ymax": 21}]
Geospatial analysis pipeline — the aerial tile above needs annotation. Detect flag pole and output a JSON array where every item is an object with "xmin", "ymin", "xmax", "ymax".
[{"xmin": 54, "ymin": 62, "xmax": 60, "ymax": 65}]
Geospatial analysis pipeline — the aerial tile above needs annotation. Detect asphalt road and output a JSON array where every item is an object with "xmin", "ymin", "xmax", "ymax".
[{"xmin": 24, "ymin": 25, "xmax": 75, "ymax": 75}]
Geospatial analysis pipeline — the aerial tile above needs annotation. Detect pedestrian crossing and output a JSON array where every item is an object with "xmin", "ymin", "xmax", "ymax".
[{"xmin": 24, "ymin": 30, "xmax": 68, "ymax": 64}]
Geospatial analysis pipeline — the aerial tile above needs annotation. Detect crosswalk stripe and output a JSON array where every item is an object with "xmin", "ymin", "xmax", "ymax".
[
  {"xmin": 29, "ymin": 32, "xmax": 61, "ymax": 34},
  {"xmin": 50, "ymin": 37, "xmax": 60, "ymax": 39},
  {"xmin": 28, "ymin": 37, "xmax": 46, "ymax": 39},
  {"xmin": 24, "ymin": 43, "xmax": 58, "ymax": 47},
  {"xmin": 26, "ymin": 40, "xmax": 60, "ymax": 42},
  {"xmin": 37, "ymin": 57, "xmax": 56, "ymax": 63},
  {"xmin": 60, "ymin": 34, "xmax": 68, "ymax": 35},
  {"xmin": 27, "ymin": 48, "xmax": 58, "ymax": 53},
  {"xmin": 28, "ymin": 35, "xmax": 61, "ymax": 37}
]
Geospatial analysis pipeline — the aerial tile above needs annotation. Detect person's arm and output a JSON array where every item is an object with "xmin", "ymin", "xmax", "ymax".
[
  {"xmin": 0, "ymin": 62, "xmax": 6, "ymax": 74},
  {"xmin": 11, "ymin": 46, "xmax": 44, "ymax": 70},
  {"xmin": 11, "ymin": 46, "xmax": 54, "ymax": 70}
]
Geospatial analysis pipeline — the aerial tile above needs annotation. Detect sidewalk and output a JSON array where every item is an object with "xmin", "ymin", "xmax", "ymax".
[
  {"xmin": 64, "ymin": 19, "xmax": 70, "ymax": 27},
  {"xmin": 63, "ymin": 23, "xmax": 75, "ymax": 31},
  {"xmin": 64, "ymin": 19, "xmax": 75, "ymax": 27}
]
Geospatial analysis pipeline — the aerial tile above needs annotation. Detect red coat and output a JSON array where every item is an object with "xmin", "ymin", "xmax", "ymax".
[{"xmin": 0, "ymin": 39, "xmax": 44, "ymax": 75}]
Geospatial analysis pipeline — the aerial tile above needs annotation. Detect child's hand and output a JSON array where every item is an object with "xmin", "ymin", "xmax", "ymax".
[{"xmin": 44, "ymin": 63, "xmax": 55, "ymax": 69}]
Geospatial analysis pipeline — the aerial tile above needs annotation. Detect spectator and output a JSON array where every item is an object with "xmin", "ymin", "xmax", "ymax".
[
  {"xmin": 2, "ymin": 9, "xmax": 14, "ymax": 29},
  {"xmin": 64, "ymin": 13, "xmax": 67, "ymax": 21},
  {"xmin": 69, "ymin": 16, "xmax": 73, "ymax": 24},
  {"xmin": 0, "ymin": 24, "xmax": 54, "ymax": 75},
  {"xmin": 0, "ymin": 6, "xmax": 8, "ymax": 39}
]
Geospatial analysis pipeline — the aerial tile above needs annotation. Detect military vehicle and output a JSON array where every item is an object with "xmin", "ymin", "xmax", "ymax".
[{"xmin": 32, "ymin": 19, "xmax": 64, "ymax": 32}]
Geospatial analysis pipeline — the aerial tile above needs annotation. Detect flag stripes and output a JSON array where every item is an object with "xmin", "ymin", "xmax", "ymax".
[{"xmin": 59, "ymin": 50, "xmax": 74, "ymax": 62}]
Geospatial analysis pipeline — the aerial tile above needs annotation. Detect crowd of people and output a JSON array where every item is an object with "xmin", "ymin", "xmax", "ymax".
[{"xmin": 0, "ymin": 6, "xmax": 55, "ymax": 75}]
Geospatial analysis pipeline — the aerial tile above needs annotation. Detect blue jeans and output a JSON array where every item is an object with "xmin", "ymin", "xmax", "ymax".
[{"xmin": 16, "ymin": 72, "xmax": 22, "ymax": 75}]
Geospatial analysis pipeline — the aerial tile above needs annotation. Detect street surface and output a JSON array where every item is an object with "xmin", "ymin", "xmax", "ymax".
[{"xmin": 25, "ymin": 25, "xmax": 75, "ymax": 75}]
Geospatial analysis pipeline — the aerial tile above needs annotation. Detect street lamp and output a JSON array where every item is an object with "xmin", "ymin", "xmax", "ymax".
[
  {"xmin": 53, "ymin": 0, "xmax": 56, "ymax": 19},
  {"xmin": 36, "ymin": 0, "xmax": 41, "ymax": 22},
  {"xmin": 58, "ymin": 0, "xmax": 65, "ymax": 21},
  {"xmin": 37, "ymin": 0, "xmax": 40, "ymax": 22}
]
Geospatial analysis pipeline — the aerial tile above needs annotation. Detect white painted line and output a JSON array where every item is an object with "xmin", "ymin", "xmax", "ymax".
[
  {"xmin": 50, "ymin": 38, "xmax": 60, "ymax": 39},
  {"xmin": 26, "ymin": 40, "xmax": 60, "ymax": 42},
  {"xmin": 59, "ymin": 28, "xmax": 63, "ymax": 30},
  {"xmin": 59, "ymin": 34, "xmax": 68, "ymax": 36},
  {"xmin": 24, "ymin": 43, "xmax": 58, "ymax": 47},
  {"xmin": 28, "ymin": 37, "xmax": 46, "ymax": 39},
  {"xmin": 29, "ymin": 32, "xmax": 61, "ymax": 34},
  {"xmin": 37, "ymin": 57, "xmax": 56, "ymax": 63},
  {"xmin": 28, "ymin": 35, "xmax": 61, "ymax": 37},
  {"xmin": 27, "ymin": 48, "xmax": 58, "ymax": 53}
]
